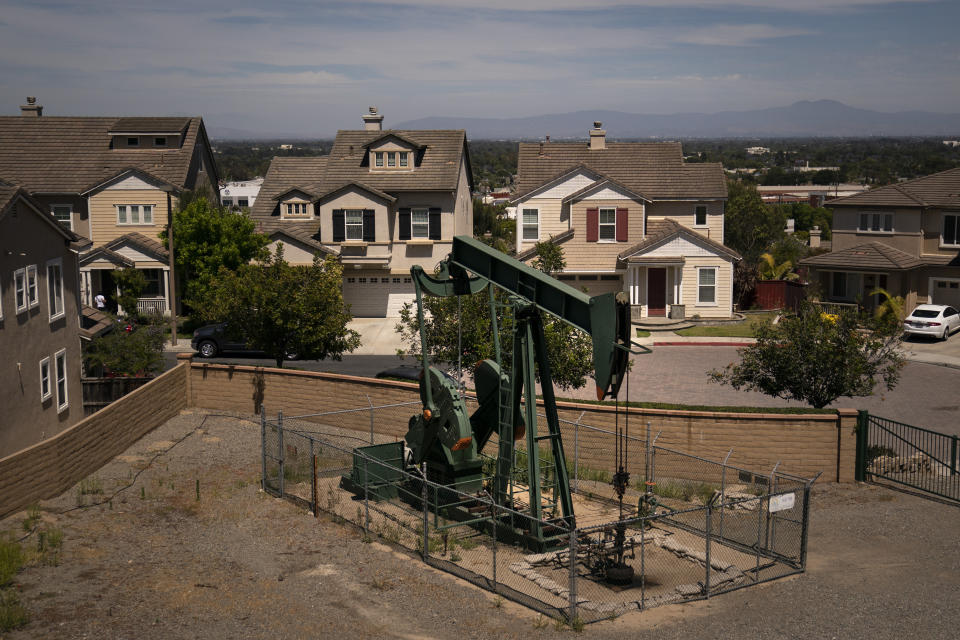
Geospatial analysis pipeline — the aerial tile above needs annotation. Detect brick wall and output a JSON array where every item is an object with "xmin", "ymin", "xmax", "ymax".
[
  {"xmin": 0, "ymin": 364, "xmax": 188, "ymax": 519},
  {"xmin": 0, "ymin": 358, "xmax": 857, "ymax": 521}
]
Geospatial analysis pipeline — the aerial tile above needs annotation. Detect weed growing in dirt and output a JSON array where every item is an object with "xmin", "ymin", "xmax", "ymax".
[
  {"xmin": 21, "ymin": 505, "xmax": 41, "ymax": 532},
  {"xmin": 648, "ymin": 479, "xmax": 719, "ymax": 504},
  {"xmin": 533, "ymin": 614, "xmax": 549, "ymax": 629},
  {"xmin": 493, "ymin": 596, "xmax": 503, "ymax": 608},
  {"xmin": 449, "ymin": 552, "xmax": 462, "ymax": 562},
  {"xmin": 0, "ymin": 588, "xmax": 29, "ymax": 631},
  {"xmin": 570, "ymin": 616, "xmax": 584, "ymax": 632},
  {"xmin": 0, "ymin": 537, "xmax": 24, "ymax": 585},
  {"xmin": 0, "ymin": 536, "xmax": 28, "ymax": 632}
]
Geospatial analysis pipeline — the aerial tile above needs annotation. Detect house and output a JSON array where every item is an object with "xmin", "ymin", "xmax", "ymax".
[
  {"xmin": 220, "ymin": 177, "xmax": 263, "ymax": 210},
  {"xmin": 512, "ymin": 123, "xmax": 736, "ymax": 319},
  {"xmin": 0, "ymin": 98, "xmax": 219, "ymax": 316},
  {"xmin": 250, "ymin": 107, "xmax": 473, "ymax": 317},
  {"xmin": 0, "ymin": 182, "xmax": 90, "ymax": 455},
  {"xmin": 800, "ymin": 167, "xmax": 960, "ymax": 312}
]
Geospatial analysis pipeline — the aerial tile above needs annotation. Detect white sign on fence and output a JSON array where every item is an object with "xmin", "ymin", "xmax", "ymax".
[{"xmin": 769, "ymin": 492, "xmax": 796, "ymax": 513}]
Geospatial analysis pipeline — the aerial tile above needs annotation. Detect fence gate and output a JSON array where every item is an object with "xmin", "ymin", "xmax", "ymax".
[{"xmin": 856, "ymin": 411, "xmax": 959, "ymax": 503}]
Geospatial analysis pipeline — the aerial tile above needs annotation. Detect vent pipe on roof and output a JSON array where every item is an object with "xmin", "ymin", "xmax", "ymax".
[
  {"xmin": 20, "ymin": 96, "xmax": 42, "ymax": 117},
  {"xmin": 362, "ymin": 106, "xmax": 384, "ymax": 131},
  {"xmin": 589, "ymin": 121, "xmax": 605, "ymax": 150}
]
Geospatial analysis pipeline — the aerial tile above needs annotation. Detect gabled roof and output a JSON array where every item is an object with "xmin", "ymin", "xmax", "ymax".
[
  {"xmin": 81, "ymin": 167, "xmax": 181, "ymax": 196},
  {"xmin": 272, "ymin": 186, "xmax": 321, "ymax": 201},
  {"xmin": 561, "ymin": 176, "xmax": 651, "ymax": 204},
  {"xmin": 316, "ymin": 181, "xmax": 397, "ymax": 204},
  {"xmin": 618, "ymin": 219, "xmax": 741, "ymax": 261},
  {"xmin": 0, "ymin": 181, "xmax": 88, "ymax": 247},
  {"xmin": 101, "ymin": 232, "xmax": 170, "ymax": 261},
  {"xmin": 511, "ymin": 164, "xmax": 605, "ymax": 202},
  {"xmin": 516, "ymin": 141, "xmax": 726, "ymax": 200},
  {"xmin": 0, "ymin": 115, "xmax": 210, "ymax": 193},
  {"xmin": 79, "ymin": 246, "xmax": 136, "ymax": 267},
  {"xmin": 250, "ymin": 157, "xmax": 328, "ymax": 219},
  {"xmin": 362, "ymin": 132, "xmax": 426, "ymax": 151},
  {"xmin": 258, "ymin": 221, "xmax": 334, "ymax": 256},
  {"xmin": 799, "ymin": 242, "xmax": 923, "ymax": 270},
  {"xmin": 828, "ymin": 167, "xmax": 960, "ymax": 208}
]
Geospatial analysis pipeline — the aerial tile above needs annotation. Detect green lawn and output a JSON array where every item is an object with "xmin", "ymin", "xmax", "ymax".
[{"xmin": 674, "ymin": 312, "xmax": 779, "ymax": 338}]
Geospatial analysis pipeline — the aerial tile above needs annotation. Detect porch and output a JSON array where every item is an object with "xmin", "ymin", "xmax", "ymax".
[{"xmin": 80, "ymin": 266, "xmax": 171, "ymax": 317}]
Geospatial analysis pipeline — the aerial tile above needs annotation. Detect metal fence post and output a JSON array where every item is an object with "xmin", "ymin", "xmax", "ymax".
[
  {"xmin": 260, "ymin": 405, "xmax": 267, "ymax": 492},
  {"xmin": 720, "ymin": 448, "xmax": 733, "ymax": 540},
  {"xmin": 364, "ymin": 456, "xmax": 370, "ymax": 533},
  {"xmin": 311, "ymin": 441, "xmax": 318, "ymax": 518},
  {"xmin": 366, "ymin": 394, "xmax": 375, "ymax": 444},
  {"xmin": 568, "ymin": 525, "xmax": 578, "ymax": 624},
  {"xmin": 799, "ymin": 482, "xmax": 812, "ymax": 568},
  {"xmin": 573, "ymin": 411, "xmax": 584, "ymax": 493},
  {"xmin": 421, "ymin": 462, "xmax": 429, "ymax": 560},
  {"xmin": 640, "ymin": 517, "xmax": 646, "ymax": 610},
  {"xmin": 951, "ymin": 435, "xmax": 958, "ymax": 477},
  {"xmin": 855, "ymin": 410, "xmax": 869, "ymax": 481},
  {"xmin": 766, "ymin": 462, "xmax": 780, "ymax": 550},
  {"xmin": 704, "ymin": 503, "xmax": 712, "ymax": 598},
  {"xmin": 491, "ymin": 500, "xmax": 498, "ymax": 589},
  {"xmin": 278, "ymin": 409, "xmax": 285, "ymax": 498}
]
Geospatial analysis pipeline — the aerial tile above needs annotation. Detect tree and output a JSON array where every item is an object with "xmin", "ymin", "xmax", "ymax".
[
  {"xmin": 111, "ymin": 267, "xmax": 146, "ymax": 319},
  {"xmin": 395, "ymin": 242, "xmax": 593, "ymax": 390},
  {"xmin": 869, "ymin": 288, "xmax": 905, "ymax": 336},
  {"xmin": 709, "ymin": 303, "xmax": 904, "ymax": 408},
  {"xmin": 472, "ymin": 198, "xmax": 515, "ymax": 253},
  {"xmin": 199, "ymin": 246, "xmax": 360, "ymax": 368},
  {"xmin": 158, "ymin": 197, "xmax": 269, "ymax": 310},
  {"xmin": 84, "ymin": 318, "xmax": 165, "ymax": 377},
  {"xmin": 757, "ymin": 252, "xmax": 798, "ymax": 281},
  {"xmin": 724, "ymin": 180, "xmax": 786, "ymax": 265}
]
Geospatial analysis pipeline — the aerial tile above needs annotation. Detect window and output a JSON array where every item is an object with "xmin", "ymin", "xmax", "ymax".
[
  {"xmin": 222, "ymin": 198, "xmax": 233, "ymax": 206},
  {"xmin": 697, "ymin": 268, "xmax": 717, "ymax": 304},
  {"xmin": 387, "ymin": 152, "xmax": 396, "ymax": 167},
  {"xmin": 392, "ymin": 277, "xmax": 401, "ymax": 283},
  {"xmin": 127, "ymin": 137, "xmax": 139, "ymax": 147},
  {"xmin": 26, "ymin": 265, "xmax": 38, "ymax": 308},
  {"xmin": 695, "ymin": 205, "xmax": 707, "ymax": 226},
  {"xmin": 51, "ymin": 205, "xmax": 73, "ymax": 230},
  {"xmin": 154, "ymin": 137, "xmax": 166, "ymax": 146},
  {"xmin": 47, "ymin": 259, "xmax": 64, "ymax": 321},
  {"xmin": 411, "ymin": 208, "xmax": 429, "ymax": 239},
  {"xmin": 599, "ymin": 208, "xmax": 616, "ymax": 241},
  {"xmin": 345, "ymin": 210, "xmax": 364, "ymax": 240},
  {"xmin": 399, "ymin": 152, "xmax": 408, "ymax": 167},
  {"xmin": 943, "ymin": 213, "xmax": 960, "ymax": 247},
  {"xmin": 14, "ymin": 268, "xmax": 26, "ymax": 312},
  {"xmin": 358, "ymin": 277, "xmax": 367, "ymax": 283},
  {"xmin": 40, "ymin": 357, "xmax": 51, "ymax": 402},
  {"xmin": 858, "ymin": 212, "xmax": 893, "ymax": 233},
  {"xmin": 522, "ymin": 208, "xmax": 539, "ymax": 241},
  {"xmin": 141, "ymin": 269, "xmax": 162, "ymax": 297},
  {"xmin": 375, "ymin": 152, "xmax": 384, "ymax": 167},
  {"xmin": 237, "ymin": 198, "xmax": 249, "ymax": 208},
  {"xmin": 346, "ymin": 277, "xmax": 356, "ymax": 283},
  {"xmin": 117, "ymin": 205, "xmax": 153, "ymax": 225},
  {"xmin": 55, "ymin": 349, "xmax": 68, "ymax": 412},
  {"xmin": 403, "ymin": 277, "xmax": 412, "ymax": 284}
]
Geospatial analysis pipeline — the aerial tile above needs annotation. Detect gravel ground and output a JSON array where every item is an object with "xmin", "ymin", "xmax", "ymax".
[{"xmin": 3, "ymin": 410, "xmax": 958, "ymax": 640}]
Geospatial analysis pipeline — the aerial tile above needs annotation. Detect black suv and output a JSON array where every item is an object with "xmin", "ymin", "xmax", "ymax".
[{"xmin": 191, "ymin": 323, "xmax": 252, "ymax": 358}]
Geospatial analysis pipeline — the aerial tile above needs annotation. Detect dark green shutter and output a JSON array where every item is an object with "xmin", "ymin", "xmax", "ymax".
[
  {"xmin": 429, "ymin": 207, "xmax": 441, "ymax": 240},
  {"xmin": 362, "ymin": 209, "xmax": 376, "ymax": 242},
  {"xmin": 332, "ymin": 209, "xmax": 345, "ymax": 242},
  {"xmin": 399, "ymin": 208, "xmax": 411, "ymax": 240}
]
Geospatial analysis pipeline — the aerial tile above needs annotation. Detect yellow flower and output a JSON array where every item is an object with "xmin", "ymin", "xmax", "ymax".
[{"xmin": 820, "ymin": 313, "xmax": 839, "ymax": 324}]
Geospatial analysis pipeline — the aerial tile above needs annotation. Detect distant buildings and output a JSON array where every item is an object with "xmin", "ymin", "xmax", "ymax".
[
  {"xmin": 757, "ymin": 184, "xmax": 870, "ymax": 207},
  {"xmin": 220, "ymin": 178, "xmax": 263, "ymax": 210},
  {"xmin": 746, "ymin": 146, "xmax": 770, "ymax": 155}
]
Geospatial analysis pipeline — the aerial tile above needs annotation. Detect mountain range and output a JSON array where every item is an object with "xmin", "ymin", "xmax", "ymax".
[{"xmin": 207, "ymin": 101, "xmax": 960, "ymax": 140}]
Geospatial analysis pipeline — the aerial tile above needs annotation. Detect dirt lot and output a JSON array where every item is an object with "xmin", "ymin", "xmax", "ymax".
[{"xmin": 3, "ymin": 410, "xmax": 959, "ymax": 639}]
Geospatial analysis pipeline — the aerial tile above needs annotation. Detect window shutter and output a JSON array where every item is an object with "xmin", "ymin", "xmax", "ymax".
[
  {"xmin": 586, "ymin": 208, "xmax": 599, "ymax": 242},
  {"xmin": 362, "ymin": 209, "xmax": 376, "ymax": 242},
  {"xmin": 399, "ymin": 208, "xmax": 411, "ymax": 240},
  {"xmin": 333, "ymin": 209, "xmax": 345, "ymax": 242},
  {"xmin": 616, "ymin": 208, "xmax": 628, "ymax": 242},
  {"xmin": 429, "ymin": 207, "xmax": 441, "ymax": 240}
]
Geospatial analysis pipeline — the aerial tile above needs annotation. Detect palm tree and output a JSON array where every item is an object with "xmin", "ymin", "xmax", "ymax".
[
  {"xmin": 757, "ymin": 253, "xmax": 799, "ymax": 281},
  {"xmin": 869, "ymin": 287, "xmax": 905, "ymax": 334}
]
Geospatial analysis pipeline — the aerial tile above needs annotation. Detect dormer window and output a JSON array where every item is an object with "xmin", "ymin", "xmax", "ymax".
[
  {"xmin": 375, "ymin": 152, "xmax": 384, "ymax": 167},
  {"xmin": 154, "ymin": 137, "xmax": 166, "ymax": 146},
  {"xmin": 399, "ymin": 152, "xmax": 408, "ymax": 167},
  {"xmin": 284, "ymin": 202, "xmax": 310, "ymax": 217},
  {"xmin": 127, "ymin": 137, "xmax": 139, "ymax": 147},
  {"xmin": 387, "ymin": 152, "xmax": 396, "ymax": 167}
]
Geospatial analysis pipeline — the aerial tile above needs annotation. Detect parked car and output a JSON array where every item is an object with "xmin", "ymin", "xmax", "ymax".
[
  {"xmin": 191, "ymin": 323, "xmax": 299, "ymax": 359},
  {"xmin": 903, "ymin": 304, "xmax": 960, "ymax": 340}
]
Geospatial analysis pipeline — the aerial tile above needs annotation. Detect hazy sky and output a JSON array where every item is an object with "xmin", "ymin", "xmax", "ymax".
[{"xmin": 1, "ymin": 0, "xmax": 957, "ymax": 135}]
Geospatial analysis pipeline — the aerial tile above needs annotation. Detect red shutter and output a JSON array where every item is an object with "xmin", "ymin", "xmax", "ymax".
[
  {"xmin": 586, "ymin": 208, "xmax": 599, "ymax": 242},
  {"xmin": 616, "ymin": 208, "xmax": 628, "ymax": 242}
]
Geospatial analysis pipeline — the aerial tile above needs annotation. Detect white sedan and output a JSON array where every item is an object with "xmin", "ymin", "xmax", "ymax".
[{"xmin": 903, "ymin": 304, "xmax": 960, "ymax": 340}]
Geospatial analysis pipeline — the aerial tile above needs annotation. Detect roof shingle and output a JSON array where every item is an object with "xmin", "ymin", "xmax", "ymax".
[{"xmin": 827, "ymin": 168, "xmax": 960, "ymax": 208}]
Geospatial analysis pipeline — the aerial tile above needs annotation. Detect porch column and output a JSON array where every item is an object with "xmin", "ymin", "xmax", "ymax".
[
  {"xmin": 674, "ymin": 266, "xmax": 682, "ymax": 305},
  {"xmin": 162, "ymin": 269, "xmax": 170, "ymax": 314}
]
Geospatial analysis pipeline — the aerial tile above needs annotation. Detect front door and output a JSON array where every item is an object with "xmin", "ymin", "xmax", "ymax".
[{"xmin": 648, "ymin": 268, "xmax": 666, "ymax": 317}]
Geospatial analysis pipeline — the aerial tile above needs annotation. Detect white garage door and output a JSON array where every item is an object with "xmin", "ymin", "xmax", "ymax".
[
  {"xmin": 932, "ymin": 279, "xmax": 960, "ymax": 308},
  {"xmin": 343, "ymin": 274, "xmax": 414, "ymax": 318}
]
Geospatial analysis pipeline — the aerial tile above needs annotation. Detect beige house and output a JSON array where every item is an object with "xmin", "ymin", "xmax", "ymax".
[
  {"xmin": 513, "ymin": 123, "xmax": 736, "ymax": 319},
  {"xmin": 0, "ymin": 99, "xmax": 219, "ymax": 316},
  {"xmin": 801, "ymin": 167, "xmax": 960, "ymax": 312},
  {"xmin": 0, "ymin": 183, "xmax": 90, "ymax": 455},
  {"xmin": 250, "ymin": 107, "xmax": 473, "ymax": 317}
]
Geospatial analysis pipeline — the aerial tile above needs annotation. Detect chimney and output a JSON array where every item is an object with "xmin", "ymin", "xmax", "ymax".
[
  {"xmin": 20, "ymin": 96, "xmax": 42, "ymax": 117},
  {"xmin": 589, "ymin": 121, "xmax": 605, "ymax": 150},
  {"xmin": 362, "ymin": 106, "xmax": 384, "ymax": 131},
  {"xmin": 809, "ymin": 226, "xmax": 821, "ymax": 249}
]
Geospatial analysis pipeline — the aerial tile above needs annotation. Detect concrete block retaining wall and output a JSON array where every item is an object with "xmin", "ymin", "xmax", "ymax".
[{"xmin": 0, "ymin": 356, "xmax": 855, "ymax": 520}]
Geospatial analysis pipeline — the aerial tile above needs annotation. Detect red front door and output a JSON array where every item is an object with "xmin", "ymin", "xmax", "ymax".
[{"xmin": 648, "ymin": 268, "xmax": 666, "ymax": 316}]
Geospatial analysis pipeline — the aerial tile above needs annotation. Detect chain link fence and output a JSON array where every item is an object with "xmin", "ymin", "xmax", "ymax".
[{"xmin": 260, "ymin": 401, "xmax": 815, "ymax": 626}]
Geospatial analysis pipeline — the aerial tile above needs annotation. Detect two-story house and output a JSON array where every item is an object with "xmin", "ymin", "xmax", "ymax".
[
  {"xmin": 801, "ymin": 167, "xmax": 960, "ymax": 312},
  {"xmin": 513, "ymin": 123, "xmax": 737, "ymax": 319},
  {"xmin": 250, "ymin": 107, "xmax": 473, "ymax": 317},
  {"xmin": 0, "ymin": 98, "xmax": 219, "ymax": 316},
  {"xmin": 0, "ymin": 182, "xmax": 90, "ymax": 455}
]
